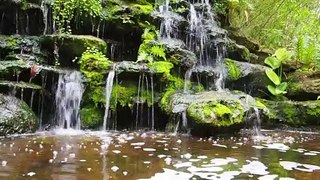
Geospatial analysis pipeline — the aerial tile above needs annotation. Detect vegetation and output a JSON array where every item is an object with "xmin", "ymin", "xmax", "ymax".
[
  {"xmin": 217, "ymin": 0, "xmax": 320, "ymax": 70},
  {"xmin": 52, "ymin": 0, "xmax": 103, "ymax": 33},
  {"xmin": 264, "ymin": 48, "xmax": 291, "ymax": 97}
]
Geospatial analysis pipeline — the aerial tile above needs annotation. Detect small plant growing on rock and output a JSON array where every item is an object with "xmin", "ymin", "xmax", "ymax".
[{"xmin": 264, "ymin": 48, "xmax": 292, "ymax": 96}]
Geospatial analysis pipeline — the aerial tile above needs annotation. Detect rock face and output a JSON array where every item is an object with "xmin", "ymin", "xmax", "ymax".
[
  {"xmin": 40, "ymin": 35, "xmax": 107, "ymax": 67},
  {"xmin": 0, "ymin": 94, "xmax": 37, "ymax": 136}
]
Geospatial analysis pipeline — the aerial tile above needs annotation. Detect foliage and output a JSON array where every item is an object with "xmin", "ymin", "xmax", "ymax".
[
  {"xmin": 104, "ymin": 0, "xmax": 153, "ymax": 26},
  {"xmin": 295, "ymin": 36, "xmax": 319, "ymax": 70},
  {"xmin": 79, "ymin": 47, "xmax": 111, "ymax": 86},
  {"xmin": 137, "ymin": 28, "xmax": 167, "ymax": 63},
  {"xmin": 264, "ymin": 48, "xmax": 291, "ymax": 96},
  {"xmin": 225, "ymin": 58, "xmax": 241, "ymax": 80},
  {"xmin": 219, "ymin": 0, "xmax": 320, "ymax": 57},
  {"xmin": 52, "ymin": 0, "xmax": 103, "ymax": 33}
]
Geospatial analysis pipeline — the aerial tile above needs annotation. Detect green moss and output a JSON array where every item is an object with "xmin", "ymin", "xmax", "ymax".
[
  {"xmin": 110, "ymin": 84, "xmax": 137, "ymax": 109},
  {"xmin": 225, "ymin": 58, "xmax": 241, "ymax": 80},
  {"xmin": 187, "ymin": 100, "xmax": 245, "ymax": 127},
  {"xmin": 80, "ymin": 105, "xmax": 103, "ymax": 129},
  {"xmin": 148, "ymin": 61, "xmax": 173, "ymax": 77},
  {"xmin": 79, "ymin": 47, "xmax": 111, "ymax": 86}
]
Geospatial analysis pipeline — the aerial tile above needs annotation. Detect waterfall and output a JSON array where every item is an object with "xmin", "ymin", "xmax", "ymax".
[
  {"xmin": 41, "ymin": 1, "xmax": 49, "ymax": 35},
  {"xmin": 102, "ymin": 67, "xmax": 116, "ymax": 131},
  {"xmin": 55, "ymin": 71, "xmax": 84, "ymax": 129},
  {"xmin": 253, "ymin": 107, "xmax": 263, "ymax": 137}
]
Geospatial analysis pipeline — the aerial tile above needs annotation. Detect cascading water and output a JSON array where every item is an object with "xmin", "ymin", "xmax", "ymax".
[
  {"xmin": 103, "ymin": 67, "xmax": 116, "ymax": 131},
  {"xmin": 55, "ymin": 71, "xmax": 84, "ymax": 129}
]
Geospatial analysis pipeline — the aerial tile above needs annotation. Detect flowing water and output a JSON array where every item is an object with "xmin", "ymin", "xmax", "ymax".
[
  {"xmin": 0, "ymin": 130, "xmax": 319, "ymax": 179},
  {"xmin": 55, "ymin": 71, "xmax": 84, "ymax": 129},
  {"xmin": 103, "ymin": 68, "xmax": 116, "ymax": 131}
]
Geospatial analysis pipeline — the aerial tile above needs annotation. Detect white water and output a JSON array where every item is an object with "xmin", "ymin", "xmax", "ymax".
[
  {"xmin": 103, "ymin": 68, "xmax": 116, "ymax": 131},
  {"xmin": 55, "ymin": 71, "xmax": 84, "ymax": 129}
]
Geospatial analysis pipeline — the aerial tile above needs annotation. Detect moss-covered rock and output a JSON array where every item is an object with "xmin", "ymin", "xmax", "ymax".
[
  {"xmin": 0, "ymin": 93, "xmax": 38, "ymax": 136},
  {"xmin": 187, "ymin": 100, "xmax": 245, "ymax": 127},
  {"xmin": 226, "ymin": 41, "xmax": 251, "ymax": 62},
  {"xmin": 286, "ymin": 71, "xmax": 320, "ymax": 100},
  {"xmin": 261, "ymin": 99, "xmax": 320, "ymax": 126},
  {"xmin": 40, "ymin": 35, "xmax": 107, "ymax": 66},
  {"xmin": 225, "ymin": 58, "xmax": 268, "ymax": 81}
]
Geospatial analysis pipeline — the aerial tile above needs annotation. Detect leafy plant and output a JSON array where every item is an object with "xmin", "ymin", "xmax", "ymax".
[
  {"xmin": 264, "ymin": 48, "xmax": 291, "ymax": 96},
  {"xmin": 295, "ymin": 36, "xmax": 318, "ymax": 70},
  {"xmin": 52, "ymin": 0, "xmax": 103, "ymax": 33},
  {"xmin": 137, "ymin": 28, "xmax": 167, "ymax": 63}
]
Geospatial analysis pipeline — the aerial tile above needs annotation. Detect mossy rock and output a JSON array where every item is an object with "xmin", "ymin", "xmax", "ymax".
[
  {"xmin": 225, "ymin": 58, "xmax": 268, "ymax": 81},
  {"xmin": 0, "ymin": 93, "xmax": 38, "ymax": 136},
  {"xmin": 226, "ymin": 41, "xmax": 251, "ymax": 62},
  {"xmin": 0, "ymin": 35, "xmax": 41, "ymax": 59},
  {"xmin": 287, "ymin": 71, "xmax": 320, "ymax": 100},
  {"xmin": 261, "ymin": 99, "xmax": 320, "ymax": 127},
  {"xmin": 187, "ymin": 100, "xmax": 245, "ymax": 127},
  {"xmin": 40, "ymin": 35, "xmax": 107, "ymax": 67}
]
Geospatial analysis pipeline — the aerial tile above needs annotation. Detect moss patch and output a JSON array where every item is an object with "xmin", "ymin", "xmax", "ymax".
[{"xmin": 225, "ymin": 58, "xmax": 241, "ymax": 80}]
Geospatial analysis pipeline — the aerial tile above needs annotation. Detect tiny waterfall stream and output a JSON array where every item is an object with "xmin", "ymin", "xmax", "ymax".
[
  {"xmin": 55, "ymin": 71, "xmax": 84, "ymax": 129},
  {"xmin": 103, "ymin": 67, "xmax": 116, "ymax": 131}
]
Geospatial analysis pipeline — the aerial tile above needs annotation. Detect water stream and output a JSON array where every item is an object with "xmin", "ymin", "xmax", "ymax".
[
  {"xmin": 103, "ymin": 67, "xmax": 116, "ymax": 131},
  {"xmin": 55, "ymin": 71, "xmax": 84, "ymax": 129}
]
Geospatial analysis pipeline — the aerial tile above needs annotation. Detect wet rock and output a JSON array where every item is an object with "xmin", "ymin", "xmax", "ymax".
[
  {"xmin": 0, "ymin": 93, "xmax": 38, "ymax": 136},
  {"xmin": 286, "ymin": 71, "xmax": 320, "ymax": 100},
  {"xmin": 261, "ymin": 99, "xmax": 320, "ymax": 127},
  {"xmin": 115, "ymin": 61, "xmax": 150, "ymax": 74},
  {"xmin": 40, "ymin": 35, "xmax": 107, "ymax": 67}
]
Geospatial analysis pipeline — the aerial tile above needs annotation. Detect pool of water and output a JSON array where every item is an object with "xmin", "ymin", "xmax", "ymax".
[{"xmin": 0, "ymin": 129, "xmax": 319, "ymax": 179}]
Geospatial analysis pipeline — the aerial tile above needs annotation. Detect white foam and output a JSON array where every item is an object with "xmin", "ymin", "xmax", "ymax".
[{"xmin": 241, "ymin": 161, "xmax": 269, "ymax": 175}]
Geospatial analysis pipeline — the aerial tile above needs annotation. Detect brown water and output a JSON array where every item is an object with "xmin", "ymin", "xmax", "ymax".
[{"xmin": 0, "ymin": 129, "xmax": 319, "ymax": 180}]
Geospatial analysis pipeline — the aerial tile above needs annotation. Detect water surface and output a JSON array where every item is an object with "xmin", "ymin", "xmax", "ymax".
[{"xmin": 0, "ymin": 129, "xmax": 319, "ymax": 179}]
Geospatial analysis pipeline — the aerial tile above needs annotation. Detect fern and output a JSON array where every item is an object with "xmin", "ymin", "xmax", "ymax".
[{"xmin": 150, "ymin": 46, "xmax": 166, "ymax": 60}]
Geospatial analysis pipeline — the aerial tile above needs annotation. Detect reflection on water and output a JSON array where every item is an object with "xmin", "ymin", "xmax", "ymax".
[{"xmin": 0, "ymin": 129, "xmax": 319, "ymax": 179}]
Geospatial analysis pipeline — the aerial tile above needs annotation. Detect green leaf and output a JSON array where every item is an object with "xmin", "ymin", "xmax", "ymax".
[
  {"xmin": 267, "ymin": 85, "xmax": 278, "ymax": 95},
  {"xmin": 277, "ymin": 82, "xmax": 288, "ymax": 91},
  {"xmin": 275, "ymin": 48, "xmax": 291, "ymax": 62},
  {"xmin": 267, "ymin": 85, "xmax": 286, "ymax": 96},
  {"xmin": 265, "ymin": 69, "xmax": 280, "ymax": 85},
  {"xmin": 264, "ymin": 56, "xmax": 281, "ymax": 69}
]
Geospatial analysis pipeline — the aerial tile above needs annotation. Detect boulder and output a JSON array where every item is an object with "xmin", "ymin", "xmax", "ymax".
[
  {"xmin": 40, "ymin": 35, "xmax": 107, "ymax": 67},
  {"xmin": 0, "ymin": 93, "xmax": 38, "ymax": 136},
  {"xmin": 166, "ymin": 91, "xmax": 265, "ymax": 133}
]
